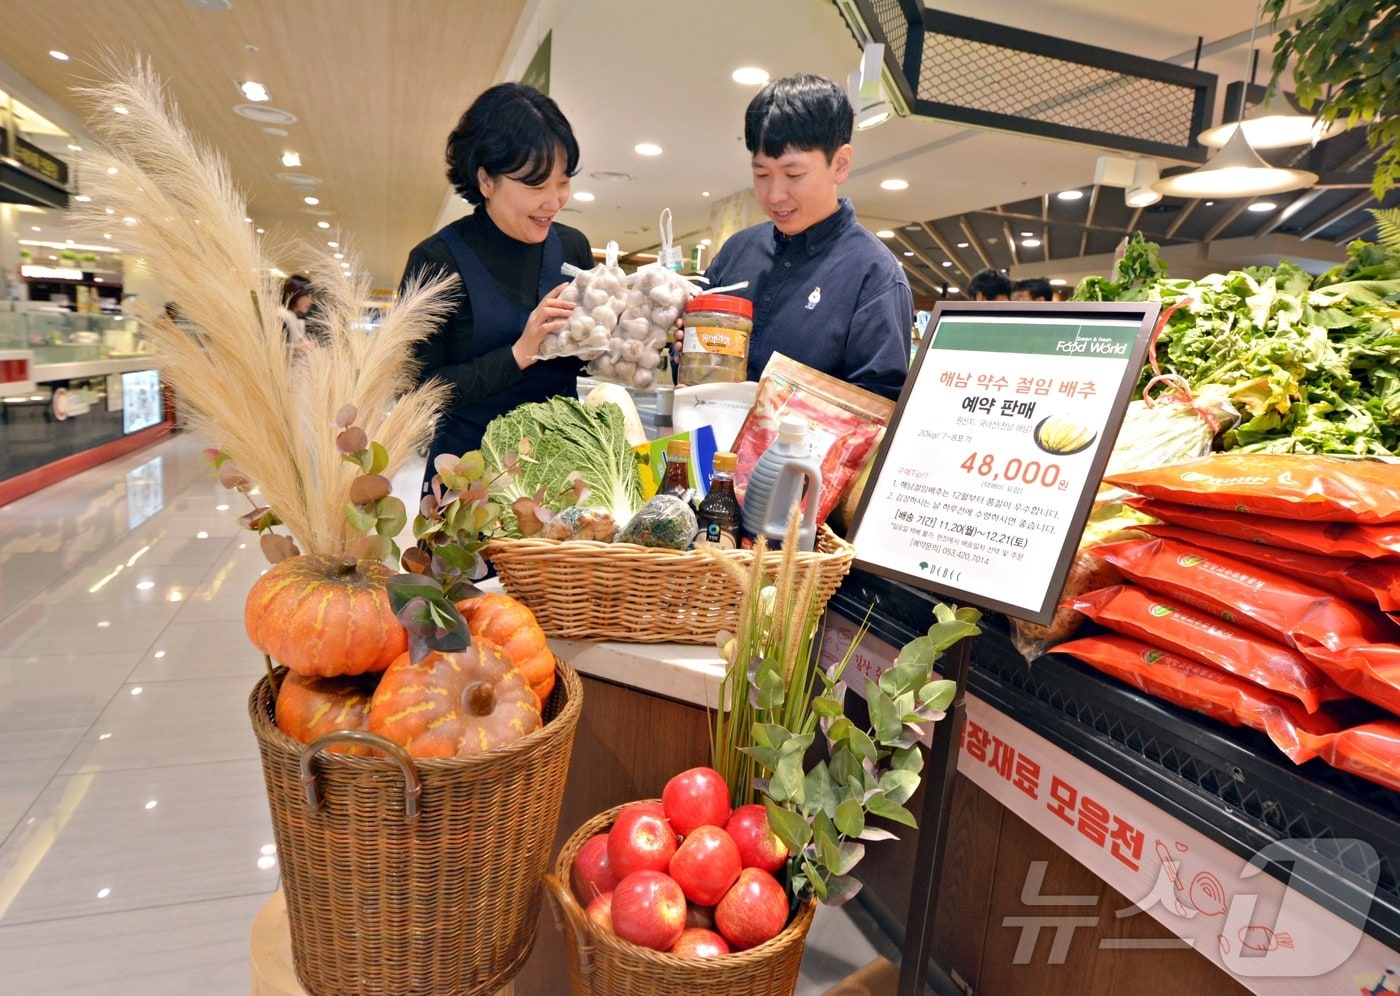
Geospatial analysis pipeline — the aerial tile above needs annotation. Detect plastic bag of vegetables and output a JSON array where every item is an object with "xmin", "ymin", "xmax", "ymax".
[
  {"xmin": 539, "ymin": 240, "xmax": 628, "ymax": 361},
  {"xmin": 1097, "ymin": 381, "xmax": 1239, "ymax": 502}
]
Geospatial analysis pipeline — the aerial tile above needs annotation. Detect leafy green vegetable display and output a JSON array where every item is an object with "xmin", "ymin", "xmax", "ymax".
[
  {"xmin": 1072, "ymin": 231, "xmax": 1400, "ymax": 455},
  {"xmin": 480, "ymin": 396, "xmax": 644, "ymax": 534}
]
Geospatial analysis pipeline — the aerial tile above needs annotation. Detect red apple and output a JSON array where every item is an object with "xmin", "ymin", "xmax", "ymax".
[
  {"xmin": 668, "ymin": 824, "xmax": 742, "ymax": 906},
  {"xmin": 572, "ymin": 833, "xmax": 622, "ymax": 902},
  {"xmin": 610, "ymin": 871, "xmax": 687, "ymax": 951},
  {"xmin": 669, "ymin": 927, "xmax": 730, "ymax": 958},
  {"xmin": 685, "ymin": 903, "xmax": 716, "ymax": 930},
  {"xmin": 662, "ymin": 767, "xmax": 732, "ymax": 836},
  {"xmin": 607, "ymin": 802, "xmax": 677, "ymax": 879},
  {"xmin": 715, "ymin": 867, "xmax": 790, "ymax": 951},
  {"xmin": 585, "ymin": 891, "xmax": 613, "ymax": 934},
  {"xmin": 724, "ymin": 804, "xmax": 789, "ymax": 873}
]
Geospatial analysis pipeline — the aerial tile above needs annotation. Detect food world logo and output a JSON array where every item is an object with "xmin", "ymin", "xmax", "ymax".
[
  {"xmin": 1054, "ymin": 328, "xmax": 1128, "ymax": 355},
  {"xmin": 1002, "ymin": 838, "xmax": 1381, "ymax": 978}
]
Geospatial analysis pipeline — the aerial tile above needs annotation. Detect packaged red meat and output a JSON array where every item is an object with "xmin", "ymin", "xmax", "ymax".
[
  {"xmin": 1126, "ymin": 498, "xmax": 1400, "ymax": 561},
  {"xmin": 732, "ymin": 352, "xmax": 892, "ymax": 526},
  {"xmin": 1143, "ymin": 522, "xmax": 1400, "ymax": 612},
  {"xmin": 1053, "ymin": 632, "xmax": 1338, "ymax": 763},
  {"xmin": 1104, "ymin": 453, "xmax": 1400, "ymax": 523},
  {"xmin": 1067, "ymin": 584, "xmax": 1341, "ymax": 713}
]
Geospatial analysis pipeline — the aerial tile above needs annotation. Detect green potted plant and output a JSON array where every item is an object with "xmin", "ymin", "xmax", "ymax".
[
  {"xmin": 79, "ymin": 252, "xmax": 99, "ymax": 269},
  {"xmin": 1265, "ymin": 0, "xmax": 1400, "ymax": 198},
  {"xmin": 56, "ymin": 249, "xmax": 79, "ymax": 269}
]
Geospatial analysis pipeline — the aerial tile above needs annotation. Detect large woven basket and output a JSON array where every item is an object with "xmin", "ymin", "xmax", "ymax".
[
  {"xmin": 484, "ymin": 524, "xmax": 854, "ymax": 643},
  {"xmin": 249, "ymin": 657, "xmax": 583, "ymax": 996},
  {"xmin": 543, "ymin": 802, "xmax": 816, "ymax": 996}
]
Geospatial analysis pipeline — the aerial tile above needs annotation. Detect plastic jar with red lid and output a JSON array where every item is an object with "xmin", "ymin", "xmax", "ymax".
[{"xmin": 677, "ymin": 293, "xmax": 753, "ymax": 385}]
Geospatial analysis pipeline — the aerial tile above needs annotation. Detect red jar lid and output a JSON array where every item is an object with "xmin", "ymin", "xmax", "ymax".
[{"xmin": 685, "ymin": 293, "xmax": 753, "ymax": 319}]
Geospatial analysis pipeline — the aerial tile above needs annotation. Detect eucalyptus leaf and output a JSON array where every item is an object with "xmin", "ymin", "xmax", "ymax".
[
  {"xmin": 829, "ymin": 746, "xmax": 863, "ymax": 787},
  {"xmin": 753, "ymin": 657, "xmax": 786, "ymax": 710},
  {"xmin": 368, "ymin": 440, "xmax": 389, "ymax": 475},
  {"xmin": 919, "ymin": 679, "xmax": 958, "ymax": 713},
  {"xmin": 867, "ymin": 792, "xmax": 918, "ymax": 828},
  {"xmin": 834, "ymin": 798, "xmax": 865, "ymax": 838},
  {"xmin": 866, "ymin": 679, "xmax": 903, "ymax": 743},
  {"xmin": 857, "ymin": 825, "xmax": 899, "ymax": 842},
  {"xmin": 804, "ymin": 761, "xmax": 836, "ymax": 817},
  {"xmin": 376, "ymin": 496, "xmax": 407, "ymax": 538},
  {"xmin": 811, "ymin": 696, "xmax": 844, "ymax": 719},
  {"xmin": 834, "ymin": 841, "xmax": 866, "ymax": 877},
  {"xmin": 763, "ymin": 798, "xmax": 812, "ymax": 852},
  {"xmin": 880, "ymin": 768, "xmax": 921, "ymax": 805},
  {"xmin": 752, "ymin": 723, "xmax": 789, "ymax": 750},
  {"xmin": 823, "ymin": 873, "xmax": 863, "ymax": 907},
  {"xmin": 892, "ymin": 745, "xmax": 924, "ymax": 773},
  {"xmin": 825, "ymin": 716, "xmax": 856, "ymax": 745},
  {"xmin": 847, "ymin": 726, "xmax": 878, "ymax": 766},
  {"xmin": 742, "ymin": 744, "xmax": 780, "ymax": 772},
  {"xmin": 772, "ymin": 750, "xmax": 806, "ymax": 804},
  {"xmin": 344, "ymin": 501, "xmax": 377, "ymax": 533},
  {"xmin": 803, "ymin": 857, "xmax": 827, "ymax": 900},
  {"xmin": 814, "ymin": 811, "xmax": 841, "ymax": 870}
]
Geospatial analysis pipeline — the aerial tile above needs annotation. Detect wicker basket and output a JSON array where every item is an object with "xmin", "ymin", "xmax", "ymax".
[
  {"xmin": 543, "ymin": 802, "xmax": 816, "ymax": 996},
  {"xmin": 249, "ymin": 657, "xmax": 583, "ymax": 996},
  {"xmin": 484, "ymin": 524, "xmax": 854, "ymax": 644}
]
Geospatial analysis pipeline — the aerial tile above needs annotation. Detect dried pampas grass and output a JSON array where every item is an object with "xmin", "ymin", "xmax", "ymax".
[{"xmin": 72, "ymin": 58, "xmax": 453, "ymax": 559}]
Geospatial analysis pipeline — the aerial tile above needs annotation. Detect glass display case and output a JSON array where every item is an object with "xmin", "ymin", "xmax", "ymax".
[{"xmin": 14, "ymin": 311, "xmax": 147, "ymax": 365}]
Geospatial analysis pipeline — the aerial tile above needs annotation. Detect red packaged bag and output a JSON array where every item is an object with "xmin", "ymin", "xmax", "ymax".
[
  {"xmin": 1294, "ymin": 720, "xmax": 1400, "ymax": 794},
  {"xmin": 1093, "ymin": 536, "xmax": 1400, "ymax": 714},
  {"xmin": 731, "ymin": 352, "xmax": 892, "ymax": 526},
  {"xmin": 1127, "ymin": 498, "xmax": 1400, "ymax": 561},
  {"xmin": 1067, "ymin": 584, "xmax": 1340, "ymax": 712},
  {"xmin": 1053, "ymin": 632, "xmax": 1338, "ymax": 763},
  {"xmin": 1143, "ymin": 523, "xmax": 1400, "ymax": 613},
  {"xmin": 1105, "ymin": 454, "xmax": 1400, "ymax": 523}
]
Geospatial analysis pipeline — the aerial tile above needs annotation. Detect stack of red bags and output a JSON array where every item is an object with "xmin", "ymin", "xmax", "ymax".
[{"xmin": 1052, "ymin": 453, "xmax": 1400, "ymax": 795}]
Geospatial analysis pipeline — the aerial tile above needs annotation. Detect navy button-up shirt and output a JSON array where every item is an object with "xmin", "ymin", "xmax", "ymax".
[{"xmin": 704, "ymin": 199, "xmax": 912, "ymax": 399}]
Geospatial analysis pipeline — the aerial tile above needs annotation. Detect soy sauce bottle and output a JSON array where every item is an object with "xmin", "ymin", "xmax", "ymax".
[
  {"xmin": 660, "ymin": 438, "xmax": 694, "ymax": 506},
  {"xmin": 696, "ymin": 451, "xmax": 742, "ymax": 549}
]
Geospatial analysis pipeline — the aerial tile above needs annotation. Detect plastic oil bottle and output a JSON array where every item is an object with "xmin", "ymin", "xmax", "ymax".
[{"xmin": 742, "ymin": 416, "xmax": 822, "ymax": 551}]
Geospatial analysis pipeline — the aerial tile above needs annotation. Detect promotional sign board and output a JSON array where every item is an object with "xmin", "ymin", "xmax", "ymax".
[{"xmin": 847, "ymin": 302, "xmax": 1159, "ymax": 624}]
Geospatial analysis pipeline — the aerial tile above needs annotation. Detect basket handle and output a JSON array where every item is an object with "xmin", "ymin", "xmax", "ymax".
[
  {"xmin": 299, "ymin": 731, "xmax": 422, "ymax": 822},
  {"xmin": 542, "ymin": 873, "xmax": 596, "ymax": 976}
]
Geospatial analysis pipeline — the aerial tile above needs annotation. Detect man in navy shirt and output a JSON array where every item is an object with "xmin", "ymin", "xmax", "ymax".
[{"xmin": 701, "ymin": 74, "xmax": 913, "ymax": 400}]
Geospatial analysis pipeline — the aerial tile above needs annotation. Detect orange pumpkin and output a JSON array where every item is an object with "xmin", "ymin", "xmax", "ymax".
[
  {"xmin": 367, "ymin": 642, "xmax": 542, "ymax": 758},
  {"xmin": 275, "ymin": 671, "xmax": 380, "ymax": 755},
  {"xmin": 455, "ymin": 592, "xmax": 556, "ymax": 706},
  {"xmin": 245, "ymin": 555, "xmax": 406, "ymax": 677}
]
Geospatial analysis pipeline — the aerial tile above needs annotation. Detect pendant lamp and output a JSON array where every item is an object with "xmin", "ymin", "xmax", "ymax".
[
  {"xmin": 1152, "ymin": 120, "xmax": 1318, "ymax": 198},
  {"xmin": 1197, "ymin": 85, "xmax": 1347, "ymax": 149}
]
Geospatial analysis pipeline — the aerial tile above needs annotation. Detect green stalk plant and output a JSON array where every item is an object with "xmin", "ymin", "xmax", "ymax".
[{"xmin": 708, "ymin": 508, "xmax": 981, "ymax": 905}]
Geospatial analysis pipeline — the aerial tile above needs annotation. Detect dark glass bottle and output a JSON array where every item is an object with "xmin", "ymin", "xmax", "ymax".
[
  {"xmin": 661, "ymin": 439, "xmax": 693, "ymax": 505},
  {"xmin": 697, "ymin": 451, "xmax": 742, "ymax": 549}
]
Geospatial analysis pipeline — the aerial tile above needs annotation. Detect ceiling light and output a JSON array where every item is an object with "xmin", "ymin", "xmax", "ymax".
[
  {"xmin": 333, "ymin": 252, "xmax": 344, "ymax": 259},
  {"xmin": 902, "ymin": 251, "xmax": 914, "ymax": 257},
  {"xmin": 1247, "ymin": 201, "xmax": 1277, "ymax": 212},
  {"xmin": 875, "ymin": 229, "xmax": 895, "ymax": 238},
  {"xmin": 68, "ymin": 144, "xmax": 82, "ymax": 152},
  {"xmin": 880, "ymin": 179, "xmax": 909, "ymax": 191},
  {"xmin": 573, "ymin": 192, "xmax": 595, "ymax": 202},
  {"xmin": 244, "ymin": 216, "xmax": 252, "ymax": 223},
  {"xmin": 30, "ymin": 226, "xmax": 39, "ymax": 232},
  {"xmin": 1020, "ymin": 231, "xmax": 1034, "ymax": 237},
  {"xmin": 946, "ymin": 287, "xmax": 959, "ymax": 294},
  {"xmin": 103, "ymin": 234, "xmax": 111, "ymax": 239},
  {"xmin": 1198, "ymin": 82, "xmax": 1348, "ymax": 150},
  {"xmin": 327, "ymin": 240, "xmax": 338, "ymax": 248},
  {"xmin": 303, "ymin": 196, "xmax": 319, "ymax": 205},
  {"xmin": 956, "ymin": 242, "xmax": 969, "ymax": 248},
  {"xmin": 1151, "ymin": 127, "xmax": 1317, "ymax": 198},
  {"xmin": 731, "ymin": 67, "xmax": 770, "ymax": 86},
  {"xmin": 239, "ymin": 81, "xmax": 270, "ymax": 102},
  {"xmin": 49, "ymin": 50, "xmax": 70, "ymax": 61},
  {"xmin": 112, "ymin": 106, "xmax": 128, "ymax": 115},
  {"xmin": 316, "ymin": 221, "xmax": 330, "ymax": 229},
  {"xmin": 340, "ymin": 262, "xmax": 350, "ymax": 269},
  {"xmin": 634, "ymin": 143, "xmax": 663, "ymax": 156},
  {"xmin": 264, "ymin": 127, "xmax": 288, "ymax": 137},
  {"xmin": 1050, "ymin": 278, "xmax": 1067, "ymax": 286},
  {"xmin": 255, "ymin": 227, "xmax": 265, "ymax": 233},
  {"xmin": 281, "ymin": 151, "xmax": 301, "ymax": 168},
  {"xmin": 74, "ymin": 194, "xmax": 91, "ymax": 202},
  {"xmin": 1021, "ymin": 239, "xmax": 1042, "ymax": 248},
  {"xmin": 701, "ymin": 238, "xmax": 712, "ymax": 246},
  {"xmin": 942, "ymin": 260, "xmax": 953, "ymax": 267},
  {"xmin": 106, "ymin": 166, "xmax": 118, "ymax": 174},
  {"xmin": 1056, "ymin": 189, "xmax": 1084, "ymax": 201},
  {"xmin": 1126, "ymin": 159, "xmax": 1162, "ymax": 207}
]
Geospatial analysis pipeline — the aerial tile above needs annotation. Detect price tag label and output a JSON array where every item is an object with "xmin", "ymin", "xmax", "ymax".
[{"xmin": 847, "ymin": 303, "xmax": 1159, "ymax": 624}]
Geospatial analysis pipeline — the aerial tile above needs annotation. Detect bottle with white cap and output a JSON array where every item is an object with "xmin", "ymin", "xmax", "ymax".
[{"xmin": 741, "ymin": 415, "xmax": 823, "ymax": 551}]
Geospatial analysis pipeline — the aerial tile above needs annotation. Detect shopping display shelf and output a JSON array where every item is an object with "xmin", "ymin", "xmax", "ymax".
[{"xmin": 829, "ymin": 568, "xmax": 1400, "ymax": 953}]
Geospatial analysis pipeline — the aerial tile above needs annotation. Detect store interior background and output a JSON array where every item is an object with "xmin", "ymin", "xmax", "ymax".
[
  {"xmin": 2, "ymin": 0, "xmax": 1394, "ymax": 312},
  {"xmin": 0, "ymin": 0, "xmax": 1397, "ymax": 993}
]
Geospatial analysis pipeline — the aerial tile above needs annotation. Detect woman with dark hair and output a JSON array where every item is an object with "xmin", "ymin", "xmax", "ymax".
[
  {"xmin": 279, "ymin": 273, "xmax": 316, "ymax": 356},
  {"xmin": 399, "ymin": 82, "xmax": 592, "ymax": 494}
]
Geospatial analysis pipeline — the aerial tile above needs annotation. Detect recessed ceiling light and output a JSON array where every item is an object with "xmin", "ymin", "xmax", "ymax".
[
  {"xmin": 103, "ymin": 233, "xmax": 112, "ymax": 239},
  {"xmin": 956, "ymin": 241, "xmax": 969, "ymax": 248},
  {"xmin": 880, "ymin": 179, "xmax": 909, "ymax": 191},
  {"xmin": 573, "ymin": 191, "xmax": 595, "ymax": 202},
  {"xmin": 303, "ymin": 196, "xmax": 319, "ymax": 205},
  {"xmin": 327, "ymin": 241, "xmax": 338, "ymax": 248},
  {"xmin": 281, "ymin": 151, "xmax": 301, "ymax": 168},
  {"xmin": 942, "ymin": 260, "xmax": 952, "ymax": 267},
  {"xmin": 1205, "ymin": 201, "xmax": 1215, "ymax": 207},
  {"xmin": 875, "ymin": 229, "xmax": 895, "ymax": 238},
  {"xmin": 902, "ymin": 251, "xmax": 914, "ymax": 257},
  {"xmin": 235, "ymin": 105, "xmax": 297, "ymax": 125},
  {"xmin": 105, "ymin": 207, "xmax": 114, "ymax": 214},
  {"xmin": 243, "ymin": 216, "xmax": 252, "ymax": 223},
  {"xmin": 74, "ymin": 194, "xmax": 91, "ymax": 202},
  {"xmin": 106, "ymin": 166, "xmax": 118, "ymax": 174},
  {"xmin": 947, "ymin": 286, "xmax": 959, "ymax": 293},
  {"xmin": 239, "ymin": 81, "xmax": 270, "ymax": 102},
  {"xmin": 112, "ymin": 106, "xmax": 128, "ymax": 115},
  {"xmin": 1056, "ymin": 190, "xmax": 1084, "ymax": 201},
  {"xmin": 634, "ymin": 143, "xmax": 663, "ymax": 156},
  {"xmin": 1021, "ymin": 238, "xmax": 1041, "ymax": 248},
  {"xmin": 1050, "ymin": 278, "xmax": 1068, "ymax": 285},
  {"xmin": 1020, "ymin": 231, "xmax": 1034, "ymax": 237},
  {"xmin": 701, "ymin": 238, "xmax": 712, "ymax": 246},
  {"xmin": 333, "ymin": 252, "xmax": 344, "ymax": 259},
  {"xmin": 255, "ymin": 227, "xmax": 265, "ymax": 233},
  {"xmin": 184, "ymin": 0, "xmax": 232, "ymax": 9},
  {"xmin": 340, "ymin": 262, "xmax": 350, "ymax": 269},
  {"xmin": 701, "ymin": 191, "xmax": 710, "ymax": 197},
  {"xmin": 49, "ymin": 50, "xmax": 70, "ymax": 61},
  {"xmin": 1247, "ymin": 201, "xmax": 1277, "ymax": 213},
  {"xmin": 731, "ymin": 67, "xmax": 770, "ymax": 86},
  {"xmin": 30, "ymin": 226, "xmax": 40, "ymax": 232},
  {"xmin": 316, "ymin": 221, "xmax": 330, "ymax": 229},
  {"xmin": 67, "ymin": 144, "xmax": 82, "ymax": 152}
]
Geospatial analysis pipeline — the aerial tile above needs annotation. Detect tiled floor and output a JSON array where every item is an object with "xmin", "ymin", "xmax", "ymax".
[{"xmin": 0, "ymin": 431, "xmax": 888, "ymax": 994}]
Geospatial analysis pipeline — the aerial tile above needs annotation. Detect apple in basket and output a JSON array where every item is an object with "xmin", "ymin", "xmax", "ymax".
[
  {"xmin": 610, "ymin": 870, "xmax": 688, "ymax": 951},
  {"xmin": 571, "ymin": 833, "xmax": 622, "ymax": 903},
  {"xmin": 670, "ymin": 927, "xmax": 730, "ymax": 958},
  {"xmin": 724, "ymin": 804, "xmax": 789, "ymax": 874},
  {"xmin": 661, "ymin": 766, "xmax": 732, "ymax": 836},
  {"xmin": 668, "ymin": 824, "xmax": 742, "ymax": 907},
  {"xmin": 607, "ymin": 802, "xmax": 678, "ymax": 878},
  {"xmin": 585, "ymin": 892, "xmax": 614, "ymax": 933},
  {"xmin": 715, "ymin": 867, "xmax": 790, "ymax": 951}
]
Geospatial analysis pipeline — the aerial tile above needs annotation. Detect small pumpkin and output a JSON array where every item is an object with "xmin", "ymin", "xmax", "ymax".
[
  {"xmin": 455, "ymin": 592, "xmax": 556, "ymax": 706},
  {"xmin": 275, "ymin": 671, "xmax": 380, "ymax": 755},
  {"xmin": 245, "ymin": 555, "xmax": 406, "ymax": 677},
  {"xmin": 367, "ymin": 641, "xmax": 542, "ymax": 758}
]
